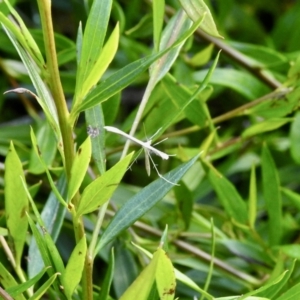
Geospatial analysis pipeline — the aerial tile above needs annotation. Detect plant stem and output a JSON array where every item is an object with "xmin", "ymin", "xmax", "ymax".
[
  {"xmin": 36, "ymin": 1, "xmax": 92, "ymax": 298},
  {"xmin": 36, "ymin": 0, "xmax": 74, "ymax": 178}
]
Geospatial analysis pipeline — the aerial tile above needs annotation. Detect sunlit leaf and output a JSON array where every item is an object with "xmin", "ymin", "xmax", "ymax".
[
  {"xmin": 68, "ymin": 137, "xmax": 92, "ymax": 201},
  {"xmin": 76, "ymin": 153, "xmax": 133, "ymax": 216},
  {"xmin": 61, "ymin": 236, "xmax": 87, "ymax": 299},
  {"xmin": 4, "ymin": 141, "xmax": 28, "ymax": 268}
]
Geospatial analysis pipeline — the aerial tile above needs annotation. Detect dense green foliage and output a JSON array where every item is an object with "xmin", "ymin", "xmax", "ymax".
[{"xmin": 1, "ymin": 0, "xmax": 300, "ymax": 299}]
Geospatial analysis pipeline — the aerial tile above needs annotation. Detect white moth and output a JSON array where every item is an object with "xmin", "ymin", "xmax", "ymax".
[{"xmin": 104, "ymin": 126, "xmax": 177, "ymax": 185}]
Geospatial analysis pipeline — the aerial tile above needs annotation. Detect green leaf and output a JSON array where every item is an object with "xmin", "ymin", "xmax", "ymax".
[
  {"xmin": 247, "ymin": 87, "xmax": 296, "ymax": 119},
  {"xmin": 193, "ymin": 68, "xmax": 270, "ymax": 100},
  {"xmin": 80, "ymin": 22, "xmax": 119, "ymax": 99},
  {"xmin": 174, "ymin": 181, "xmax": 193, "ymax": 230},
  {"xmin": 242, "ymin": 118, "xmax": 292, "ymax": 138},
  {"xmin": 0, "ymin": 262, "xmax": 26, "ymax": 300},
  {"xmin": 75, "ymin": 0, "xmax": 113, "ymax": 101},
  {"xmin": 186, "ymin": 43, "xmax": 214, "ymax": 67},
  {"xmin": 28, "ymin": 175, "xmax": 67, "ymax": 278},
  {"xmin": 76, "ymin": 153, "xmax": 133, "ymax": 217},
  {"xmin": 28, "ymin": 122, "xmax": 57, "ymax": 174},
  {"xmin": 6, "ymin": 267, "xmax": 49, "ymax": 298},
  {"xmin": 238, "ymin": 271, "xmax": 289, "ymax": 300},
  {"xmin": 3, "ymin": 27, "xmax": 61, "ymax": 141},
  {"xmin": 276, "ymin": 280, "xmax": 300, "ymax": 300},
  {"xmin": 162, "ymin": 74, "xmax": 207, "ymax": 127},
  {"xmin": 119, "ymin": 250, "xmax": 158, "ymax": 300},
  {"xmin": 261, "ymin": 260, "xmax": 296, "ymax": 299},
  {"xmin": 86, "ymin": 105, "xmax": 106, "ymax": 175},
  {"xmin": 120, "ymin": 247, "xmax": 176, "ymax": 300},
  {"xmin": 28, "ymin": 273, "xmax": 59, "ymax": 300},
  {"xmin": 262, "ymin": 144, "xmax": 282, "ymax": 246},
  {"xmin": 281, "ymin": 187, "xmax": 300, "ymax": 211},
  {"xmin": 61, "ymin": 236, "xmax": 87, "ymax": 299},
  {"xmin": 30, "ymin": 128, "xmax": 67, "ymax": 207},
  {"xmin": 133, "ymin": 242, "xmax": 213, "ymax": 298},
  {"xmin": 278, "ymin": 245, "xmax": 300, "ymax": 259},
  {"xmin": 102, "ymin": 92, "xmax": 121, "ymax": 125},
  {"xmin": 27, "ymin": 214, "xmax": 64, "ymax": 296},
  {"xmin": 96, "ymin": 154, "xmax": 199, "ymax": 252},
  {"xmin": 4, "ymin": 141, "xmax": 28, "ymax": 267},
  {"xmin": 178, "ymin": 0, "xmax": 223, "ymax": 38},
  {"xmin": 149, "ymin": 9, "xmax": 194, "ymax": 86},
  {"xmin": 97, "ymin": 248, "xmax": 115, "ymax": 300},
  {"xmin": 155, "ymin": 248, "xmax": 176, "ymax": 300},
  {"xmin": 152, "ymin": 0, "xmax": 165, "ymax": 52},
  {"xmin": 248, "ymin": 164, "xmax": 257, "ymax": 229},
  {"xmin": 71, "ymin": 15, "xmax": 205, "ymax": 118},
  {"xmin": 0, "ymin": 0, "xmax": 44, "ymax": 66},
  {"xmin": 228, "ymin": 41, "xmax": 288, "ymax": 69},
  {"xmin": 207, "ymin": 165, "xmax": 248, "ymax": 224},
  {"xmin": 68, "ymin": 137, "xmax": 92, "ymax": 201},
  {"xmin": 290, "ymin": 111, "xmax": 300, "ymax": 164}
]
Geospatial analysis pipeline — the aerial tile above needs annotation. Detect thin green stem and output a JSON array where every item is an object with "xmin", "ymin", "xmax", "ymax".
[
  {"xmin": 36, "ymin": 0, "xmax": 74, "ymax": 178},
  {"xmin": 36, "ymin": 1, "xmax": 92, "ymax": 298}
]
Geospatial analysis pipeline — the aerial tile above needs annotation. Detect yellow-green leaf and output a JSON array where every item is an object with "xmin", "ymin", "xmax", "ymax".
[
  {"xmin": 178, "ymin": 0, "xmax": 223, "ymax": 38},
  {"xmin": 242, "ymin": 118, "xmax": 292, "ymax": 138},
  {"xmin": 4, "ymin": 141, "xmax": 28, "ymax": 268},
  {"xmin": 81, "ymin": 23, "xmax": 119, "ymax": 98},
  {"xmin": 155, "ymin": 248, "xmax": 176, "ymax": 300},
  {"xmin": 61, "ymin": 236, "xmax": 87, "ymax": 299},
  {"xmin": 76, "ymin": 153, "xmax": 133, "ymax": 216},
  {"xmin": 68, "ymin": 137, "xmax": 92, "ymax": 201}
]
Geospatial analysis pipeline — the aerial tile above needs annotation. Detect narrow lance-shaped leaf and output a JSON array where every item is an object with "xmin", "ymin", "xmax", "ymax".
[
  {"xmin": 155, "ymin": 248, "xmax": 176, "ymax": 300},
  {"xmin": 4, "ymin": 141, "xmax": 28, "ymax": 268},
  {"xmin": 262, "ymin": 144, "xmax": 282, "ymax": 246},
  {"xmin": 28, "ymin": 175, "xmax": 67, "ymax": 279},
  {"xmin": 75, "ymin": 0, "xmax": 113, "ymax": 102},
  {"xmin": 0, "ymin": 263, "xmax": 26, "ymax": 300},
  {"xmin": 0, "ymin": 0, "xmax": 44, "ymax": 66},
  {"xmin": 80, "ymin": 22, "xmax": 119, "ymax": 100},
  {"xmin": 161, "ymin": 51, "xmax": 220, "ymax": 132},
  {"xmin": 149, "ymin": 9, "xmax": 194, "ymax": 86},
  {"xmin": 178, "ymin": 0, "xmax": 223, "ymax": 38},
  {"xmin": 61, "ymin": 235, "xmax": 87, "ymax": 299},
  {"xmin": 248, "ymin": 164, "xmax": 257, "ymax": 229},
  {"xmin": 71, "ymin": 15, "xmax": 205, "ymax": 119},
  {"xmin": 290, "ymin": 111, "xmax": 300, "ymax": 164},
  {"xmin": 6, "ymin": 267, "xmax": 50, "ymax": 298},
  {"xmin": 258, "ymin": 260, "xmax": 296, "ymax": 299},
  {"xmin": 22, "ymin": 176, "xmax": 66, "ymax": 286},
  {"xmin": 27, "ymin": 214, "xmax": 64, "ymax": 296},
  {"xmin": 76, "ymin": 153, "xmax": 133, "ymax": 217},
  {"xmin": 152, "ymin": 0, "xmax": 165, "ymax": 52},
  {"xmin": 207, "ymin": 164, "xmax": 248, "ymax": 224},
  {"xmin": 120, "ymin": 249, "xmax": 158, "ymax": 300},
  {"xmin": 242, "ymin": 118, "xmax": 292, "ymax": 138},
  {"xmin": 95, "ymin": 154, "xmax": 200, "ymax": 253},
  {"xmin": 29, "ymin": 273, "xmax": 60, "ymax": 300},
  {"xmin": 2, "ymin": 26, "xmax": 61, "ymax": 144},
  {"xmin": 68, "ymin": 137, "xmax": 92, "ymax": 201}
]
